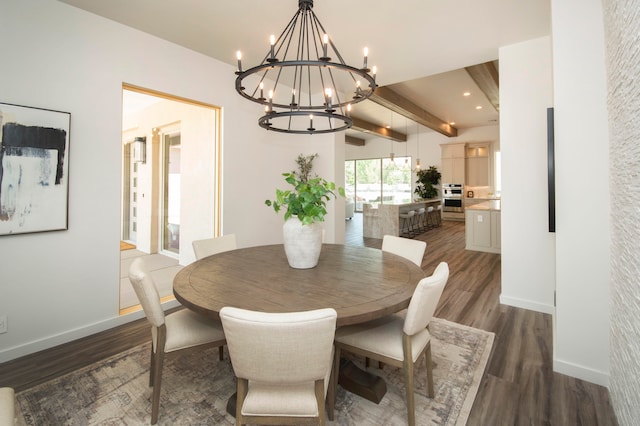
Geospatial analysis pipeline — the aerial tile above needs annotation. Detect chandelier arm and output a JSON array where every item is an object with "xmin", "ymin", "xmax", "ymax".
[
  {"xmin": 236, "ymin": 61, "xmax": 375, "ymax": 108},
  {"xmin": 279, "ymin": 9, "xmax": 300, "ymax": 63},
  {"xmin": 259, "ymin": 110, "xmax": 352, "ymax": 134},
  {"xmin": 271, "ymin": 8, "xmax": 301, "ymax": 63}
]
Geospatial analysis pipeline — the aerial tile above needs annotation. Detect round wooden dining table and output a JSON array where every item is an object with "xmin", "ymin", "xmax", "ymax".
[{"xmin": 173, "ymin": 243, "xmax": 425, "ymax": 327}]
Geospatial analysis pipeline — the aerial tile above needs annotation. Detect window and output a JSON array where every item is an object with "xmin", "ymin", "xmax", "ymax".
[{"xmin": 345, "ymin": 156, "xmax": 412, "ymax": 211}]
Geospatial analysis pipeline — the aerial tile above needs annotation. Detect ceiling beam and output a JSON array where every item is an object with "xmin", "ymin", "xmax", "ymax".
[
  {"xmin": 465, "ymin": 61, "xmax": 499, "ymax": 112},
  {"xmin": 345, "ymin": 135, "xmax": 365, "ymax": 146},
  {"xmin": 350, "ymin": 116, "xmax": 407, "ymax": 142},
  {"xmin": 368, "ymin": 86, "xmax": 458, "ymax": 137}
]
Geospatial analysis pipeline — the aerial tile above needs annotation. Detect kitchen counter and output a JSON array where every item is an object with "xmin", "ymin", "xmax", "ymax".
[
  {"xmin": 465, "ymin": 200, "xmax": 501, "ymax": 211},
  {"xmin": 363, "ymin": 199, "xmax": 441, "ymax": 238},
  {"xmin": 465, "ymin": 201, "xmax": 501, "ymax": 253}
]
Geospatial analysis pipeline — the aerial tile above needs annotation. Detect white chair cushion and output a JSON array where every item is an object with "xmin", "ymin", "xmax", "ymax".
[
  {"xmin": 192, "ymin": 234, "xmax": 237, "ymax": 260},
  {"xmin": 129, "ymin": 258, "xmax": 165, "ymax": 327},
  {"xmin": 0, "ymin": 387, "xmax": 15, "ymax": 426},
  {"xmin": 161, "ymin": 309, "xmax": 225, "ymax": 353},
  {"xmin": 242, "ymin": 382, "xmax": 320, "ymax": 417},
  {"xmin": 220, "ymin": 307, "xmax": 336, "ymax": 384},
  {"xmin": 382, "ymin": 234, "xmax": 427, "ymax": 267},
  {"xmin": 335, "ymin": 315, "xmax": 430, "ymax": 363},
  {"xmin": 403, "ymin": 262, "xmax": 449, "ymax": 335}
]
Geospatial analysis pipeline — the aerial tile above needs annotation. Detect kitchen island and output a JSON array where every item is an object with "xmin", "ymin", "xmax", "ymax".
[
  {"xmin": 465, "ymin": 200, "xmax": 501, "ymax": 253},
  {"xmin": 363, "ymin": 199, "xmax": 441, "ymax": 238}
]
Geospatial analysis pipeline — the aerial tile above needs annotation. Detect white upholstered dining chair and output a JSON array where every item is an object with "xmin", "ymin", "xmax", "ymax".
[
  {"xmin": 382, "ymin": 234, "xmax": 427, "ymax": 267},
  {"xmin": 129, "ymin": 258, "xmax": 226, "ymax": 425},
  {"xmin": 0, "ymin": 387, "xmax": 15, "ymax": 426},
  {"xmin": 192, "ymin": 233, "xmax": 237, "ymax": 260},
  {"xmin": 220, "ymin": 307, "xmax": 338, "ymax": 426},
  {"xmin": 333, "ymin": 261, "xmax": 449, "ymax": 426}
]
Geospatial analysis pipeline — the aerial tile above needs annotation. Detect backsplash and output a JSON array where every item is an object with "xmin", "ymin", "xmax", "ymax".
[{"xmin": 463, "ymin": 186, "xmax": 499, "ymax": 199}]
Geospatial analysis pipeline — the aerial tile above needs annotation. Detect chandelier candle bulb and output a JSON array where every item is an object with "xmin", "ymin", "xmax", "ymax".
[
  {"xmin": 236, "ymin": 51, "xmax": 242, "ymax": 72},
  {"xmin": 269, "ymin": 34, "xmax": 276, "ymax": 59},
  {"xmin": 259, "ymin": 82, "xmax": 264, "ymax": 100},
  {"xmin": 363, "ymin": 47, "xmax": 369, "ymax": 69},
  {"xmin": 322, "ymin": 34, "xmax": 328, "ymax": 58},
  {"xmin": 372, "ymin": 66, "xmax": 377, "ymax": 83}
]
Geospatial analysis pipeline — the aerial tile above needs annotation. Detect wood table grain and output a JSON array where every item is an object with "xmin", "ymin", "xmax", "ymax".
[{"xmin": 173, "ymin": 244, "xmax": 425, "ymax": 327}]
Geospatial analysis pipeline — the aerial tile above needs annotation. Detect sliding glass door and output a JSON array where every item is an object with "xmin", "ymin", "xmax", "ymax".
[{"xmin": 345, "ymin": 156, "xmax": 412, "ymax": 212}]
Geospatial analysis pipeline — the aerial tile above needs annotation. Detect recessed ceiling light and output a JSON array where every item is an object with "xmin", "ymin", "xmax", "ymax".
[
  {"xmin": 463, "ymin": 92, "xmax": 471, "ymax": 96},
  {"xmin": 385, "ymin": 125, "xmax": 391, "ymax": 129},
  {"xmin": 475, "ymin": 106, "xmax": 483, "ymax": 110},
  {"xmin": 449, "ymin": 122, "xmax": 456, "ymax": 125}
]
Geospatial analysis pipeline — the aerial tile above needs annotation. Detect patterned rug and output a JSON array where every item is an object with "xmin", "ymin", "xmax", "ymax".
[{"xmin": 16, "ymin": 318, "xmax": 494, "ymax": 425}]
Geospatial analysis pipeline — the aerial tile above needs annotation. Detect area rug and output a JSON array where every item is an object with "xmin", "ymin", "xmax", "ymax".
[{"xmin": 16, "ymin": 318, "xmax": 494, "ymax": 426}]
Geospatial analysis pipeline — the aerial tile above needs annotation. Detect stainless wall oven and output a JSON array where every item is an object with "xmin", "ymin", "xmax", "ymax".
[{"xmin": 442, "ymin": 183, "xmax": 463, "ymax": 212}]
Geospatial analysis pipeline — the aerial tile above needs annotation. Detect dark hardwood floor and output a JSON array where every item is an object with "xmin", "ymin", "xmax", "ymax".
[{"xmin": 1, "ymin": 214, "xmax": 618, "ymax": 425}]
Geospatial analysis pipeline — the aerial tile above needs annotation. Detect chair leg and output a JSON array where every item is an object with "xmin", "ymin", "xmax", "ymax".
[
  {"xmin": 332, "ymin": 346, "xmax": 341, "ymax": 417},
  {"xmin": 151, "ymin": 326, "xmax": 167, "ymax": 425},
  {"xmin": 219, "ymin": 345, "xmax": 224, "ymax": 361},
  {"xmin": 236, "ymin": 378, "xmax": 248, "ymax": 426},
  {"xmin": 327, "ymin": 349, "xmax": 338, "ymax": 421},
  {"xmin": 315, "ymin": 379, "xmax": 326, "ymax": 426},
  {"xmin": 425, "ymin": 342, "xmax": 435, "ymax": 398},
  {"xmin": 402, "ymin": 334, "xmax": 416, "ymax": 426},
  {"xmin": 149, "ymin": 343, "xmax": 155, "ymax": 387}
]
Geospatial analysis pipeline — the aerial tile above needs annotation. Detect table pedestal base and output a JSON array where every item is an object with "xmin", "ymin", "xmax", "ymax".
[{"xmin": 338, "ymin": 359, "xmax": 387, "ymax": 404}]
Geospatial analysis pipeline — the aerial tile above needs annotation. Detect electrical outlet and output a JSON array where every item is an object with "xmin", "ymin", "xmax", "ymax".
[{"xmin": 0, "ymin": 315, "xmax": 7, "ymax": 334}]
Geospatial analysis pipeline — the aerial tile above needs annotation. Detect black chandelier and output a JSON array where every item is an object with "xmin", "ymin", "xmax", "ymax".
[{"xmin": 235, "ymin": 0, "xmax": 377, "ymax": 134}]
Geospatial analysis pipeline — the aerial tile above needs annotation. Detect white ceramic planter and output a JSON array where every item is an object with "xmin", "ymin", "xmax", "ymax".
[{"xmin": 282, "ymin": 216, "xmax": 323, "ymax": 269}]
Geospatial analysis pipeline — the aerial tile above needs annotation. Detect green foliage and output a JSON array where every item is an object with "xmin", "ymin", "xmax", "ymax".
[
  {"xmin": 265, "ymin": 155, "xmax": 345, "ymax": 225},
  {"xmin": 414, "ymin": 165, "xmax": 441, "ymax": 199}
]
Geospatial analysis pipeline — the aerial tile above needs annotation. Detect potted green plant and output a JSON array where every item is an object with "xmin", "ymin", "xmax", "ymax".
[
  {"xmin": 414, "ymin": 165, "xmax": 441, "ymax": 200},
  {"xmin": 265, "ymin": 154, "xmax": 344, "ymax": 268}
]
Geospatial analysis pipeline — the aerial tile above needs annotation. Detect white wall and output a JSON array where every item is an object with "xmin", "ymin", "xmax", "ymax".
[
  {"xmin": 602, "ymin": 0, "xmax": 640, "ymax": 421},
  {"xmin": 0, "ymin": 0, "xmax": 340, "ymax": 361},
  {"xmin": 499, "ymin": 37, "xmax": 555, "ymax": 314},
  {"xmin": 551, "ymin": 0, "xmax": 610, "ymax": 385}
]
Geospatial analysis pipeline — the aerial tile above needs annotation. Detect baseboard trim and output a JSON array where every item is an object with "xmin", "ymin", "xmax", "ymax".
[
  {"xmin": 499, "ymin": 294, "xmax": 554, "ymax": 314},
  {"xmin": 553, "ymin": 358, "xmax": 610, "ymax": 387},
  {"xmin": 0, "ymin": 299, "xmax": 180, "ymax": 363}
]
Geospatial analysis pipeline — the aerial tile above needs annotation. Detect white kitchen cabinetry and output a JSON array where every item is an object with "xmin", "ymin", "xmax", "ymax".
[
  {"xmin": 465, "ymin": 143, "xmax": 489, "ymax": 186},
  {"xmin": 491, "ymin": 211, "xmax": 501, "ymax": 250},
  {"xmin": 465, "ymin": 201, "xmax": 501, "ymax": 253},
  {"xmin": 440, "ymin": 143, "xmax": 466, "ymax": 184}
]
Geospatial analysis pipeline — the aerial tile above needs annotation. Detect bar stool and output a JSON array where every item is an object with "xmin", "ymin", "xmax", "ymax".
[
  {"xmin": 435, "ymin": 204, "xmax": 443, "ymax": 227},
  {"xmin": 415, "ymin": 207, "xmax": 426, "ymax": 233},
  {"xmin": 399, "ymin": 210, "xmax": 416, "ymax": 238},
  {"xmin": 426, "ymin": 206, "xmax": 438, "ymax": 229}
]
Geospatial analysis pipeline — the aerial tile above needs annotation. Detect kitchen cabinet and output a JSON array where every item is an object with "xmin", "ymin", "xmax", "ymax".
[
  {"xmin": 491, "ymin": 211, "xmax": 501, "ymax": 250},
  {"xmin": 465, "ymin": 201, "xmax": 501, "ymax": 253},
  {"xmin": 465, "ymin": 143, "xmax": 489, "ymax": 186},
  {"xmin": 440, "ymin": 143, "xmax": 466, "ymax": 184}
]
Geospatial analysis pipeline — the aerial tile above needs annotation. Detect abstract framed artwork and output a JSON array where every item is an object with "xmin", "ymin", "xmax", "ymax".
[{"xmin": 0, "ymin": 102, "xmax": 71, "ymax": 236}]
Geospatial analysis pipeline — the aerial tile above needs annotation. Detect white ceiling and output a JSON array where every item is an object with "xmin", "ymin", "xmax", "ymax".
[{"xmin": 59, "ymin": 0, "xmax": 550, "ymax": 138}]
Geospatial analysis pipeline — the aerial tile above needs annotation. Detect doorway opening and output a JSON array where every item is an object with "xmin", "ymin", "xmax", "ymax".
[{"xmin": 120, "ymin": 84, "xmax": 221, "ymax": 313}]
